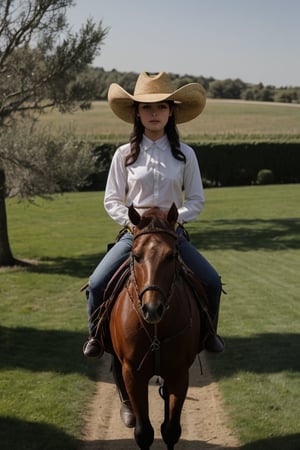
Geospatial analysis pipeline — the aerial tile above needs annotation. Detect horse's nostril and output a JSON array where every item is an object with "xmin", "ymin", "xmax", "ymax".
[
  {"xmin": 157, "ymin": 303, "xmax": 164, "ymax": 317},
  {"xmin": 141, "ymin": 302, "xmax": 165, "ymax": 323},
  {"xmin": 141, "ymin": 304, "xmax": 148, "ymax": 315}
]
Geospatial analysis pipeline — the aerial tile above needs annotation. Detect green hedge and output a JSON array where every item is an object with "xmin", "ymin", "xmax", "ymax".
[
  {"xmin": 193, "ymin": 142, "xmax": 300, "ymax": 186},
  {"xmin": 85, "ymin": 143, "xmax": 115, "ymax": 190},
  {"xmin": 87, "ymin": 142, "xmax": 300, "ymax": 190}
]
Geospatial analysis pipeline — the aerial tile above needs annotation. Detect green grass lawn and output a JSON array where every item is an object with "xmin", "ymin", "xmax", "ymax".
[
  {"xmin": 0, "ymin": 184, "xmax": 299, "ymax": 449},
  {"xmin": 194, "ymin": 186, "xmax": 300, "ymax": 449}
]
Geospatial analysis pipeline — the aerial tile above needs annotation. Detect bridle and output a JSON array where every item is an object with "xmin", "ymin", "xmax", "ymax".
[
  {"xmin": 130, "ymin": 228, "xmax": 179, "ymax": 313},
  {"xmin": 133, "ymin": 228, "xmax": 178, "ymax": 241},
  {"xmin": 126, "ymin": 227, "xmax": 194, "ymax": 375}
]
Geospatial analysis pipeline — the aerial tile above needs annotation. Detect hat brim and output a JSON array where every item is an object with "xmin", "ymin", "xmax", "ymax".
[{"xmin": 108, "ymin": 83, "xmax": 206, "ymax": 124}]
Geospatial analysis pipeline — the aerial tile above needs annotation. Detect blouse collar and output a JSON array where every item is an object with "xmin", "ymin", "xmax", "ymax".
[{"xmin": 140, "ymin": 134, "xmax": 169, "ymax": 152}]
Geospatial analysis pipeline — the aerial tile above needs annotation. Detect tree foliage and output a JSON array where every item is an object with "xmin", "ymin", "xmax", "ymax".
[
  {"xmin": 0, "ymin": 0, "xmax": 108, "ymax": 266},
  {"xmin": 79, "ymin": 67, "xmax": 300, "ymax": 104},
  {"xmin": 0, "ymin": 0, "xmax": 108, "ymax": 126},
  {"xmin": 0, "ymin": 125, "xmax": 95, "ymax": 198}
]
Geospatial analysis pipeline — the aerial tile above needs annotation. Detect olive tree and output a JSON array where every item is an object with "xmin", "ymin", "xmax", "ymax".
[{"xmin": 0, "ymin": 0, "xmax": 108, "ymax": 266}]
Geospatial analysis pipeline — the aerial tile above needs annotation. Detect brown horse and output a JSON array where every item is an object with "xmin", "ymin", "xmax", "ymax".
[{"xmin": 109, "ymin": 203, "xmax": 206, "ymax": 450}]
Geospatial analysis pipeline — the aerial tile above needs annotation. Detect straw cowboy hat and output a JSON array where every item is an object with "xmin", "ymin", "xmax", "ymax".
[{"xmin": 108, "ymin": 71, "xmax": 206, "ymax": 124}]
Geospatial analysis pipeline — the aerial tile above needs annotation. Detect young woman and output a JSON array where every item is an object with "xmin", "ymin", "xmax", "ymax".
[{"xmin": 83, "ymin": 71, "xmax": 224, "ymax": 358}]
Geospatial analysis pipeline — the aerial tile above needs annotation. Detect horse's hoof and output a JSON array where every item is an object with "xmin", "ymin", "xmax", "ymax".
[{"xmin": 120, "ymin": 401, "xmax": 136, "ymax": 428}]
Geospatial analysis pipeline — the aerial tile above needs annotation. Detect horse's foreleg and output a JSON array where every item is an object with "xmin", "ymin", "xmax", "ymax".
[
  {"xmin": 132, "ymin": 384, "xmax": 154, "ymax": 450},
  {"xmin": 123, "ymin": 365, "xmax": 154, "ymax": 450},
  {"xmin": 134, "ymin": 416, "xmax": 154, "ymax": 450},
  {"xmin": 160, "ymin": 371, "xmax": 189, "ymax": 450}
]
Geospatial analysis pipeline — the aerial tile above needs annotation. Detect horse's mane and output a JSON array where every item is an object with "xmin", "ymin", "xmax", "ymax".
[{"xmin": 138, "ymin": 207, "xmax": 172, "ymax": 232}]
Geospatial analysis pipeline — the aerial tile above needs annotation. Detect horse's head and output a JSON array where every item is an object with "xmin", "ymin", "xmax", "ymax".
[{"xmin": 128, "ymin": 203, "xmax": 179, "ymax": 324}]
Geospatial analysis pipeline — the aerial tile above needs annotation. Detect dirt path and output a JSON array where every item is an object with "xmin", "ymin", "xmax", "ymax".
[{"xmin": 81, "ymin": 352, "xmax": 240, "ymax": 450}]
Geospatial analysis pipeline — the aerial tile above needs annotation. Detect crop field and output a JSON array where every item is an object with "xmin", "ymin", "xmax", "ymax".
[{"xmin": 38, "ymin": 99, "xmax": 300, "ymax": 143}]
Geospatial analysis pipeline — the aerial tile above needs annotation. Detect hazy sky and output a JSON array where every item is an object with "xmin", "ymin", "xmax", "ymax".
[{"xmin": 67, "ymin": 0, "xmax": 300, "ymax": 87}]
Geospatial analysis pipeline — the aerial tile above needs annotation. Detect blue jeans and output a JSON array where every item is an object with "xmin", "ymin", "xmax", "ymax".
[{"xmin": 87, "ymin": 232, "xmax": 221, "ymax": 335}]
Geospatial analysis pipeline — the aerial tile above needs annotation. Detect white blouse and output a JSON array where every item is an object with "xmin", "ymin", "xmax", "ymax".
[{"xmin": 104, "ymin": 134, "xmax": 205, "ymax": 226}]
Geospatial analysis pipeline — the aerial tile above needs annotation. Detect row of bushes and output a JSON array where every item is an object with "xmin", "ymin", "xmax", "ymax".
[
  {"xmin": 85, "ymin": 142, "xmax": 300, "ymax": 190},
  {"xmin": 193, "ymin": 142, "xmax": 299, "ymax": 186}
]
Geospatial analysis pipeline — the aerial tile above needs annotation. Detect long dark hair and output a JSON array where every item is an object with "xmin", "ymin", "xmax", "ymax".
[{"xmin": 125, "ymin": 101, "xmax": 186, "ymax": 166}]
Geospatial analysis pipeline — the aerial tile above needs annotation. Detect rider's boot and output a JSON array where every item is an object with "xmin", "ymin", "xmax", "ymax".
[
  {"xmin": 111, "ymin": 355, "xmax": 136, "ymax": 428},
  {"xmin": 205, "ymin": 333, "xmax": 225, "ymax": 353},
  {"xmin": 83, "ymin": 337, "xmax": 104, "ymax": 358},
  {"xmin": 205, "ymin": 309, "xmax": 225, "ymax": 353}
]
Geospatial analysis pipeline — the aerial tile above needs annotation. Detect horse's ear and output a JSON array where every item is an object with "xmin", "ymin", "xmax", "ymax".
[
  {"xmin": 167, "ymin": 203, "xmax": 178, "ymax": 225},
  {"xmin": 128, "ymin": 204, "xmax": 141, "ymax": 226}
]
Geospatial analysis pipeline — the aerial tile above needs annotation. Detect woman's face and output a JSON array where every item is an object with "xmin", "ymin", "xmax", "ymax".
[{"xmin": 137, "ymin": 101, "xmax": 172, "ymax": 140}]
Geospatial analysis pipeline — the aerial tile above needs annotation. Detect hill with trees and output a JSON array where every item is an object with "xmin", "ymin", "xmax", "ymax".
[{"xmin": 77, "ymin": 67, "xmax": 300, "ymax": 104}]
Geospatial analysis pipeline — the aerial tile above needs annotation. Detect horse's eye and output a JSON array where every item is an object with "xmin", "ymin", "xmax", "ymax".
[
  {"xmin": 133, "ymin": 254, "xmax": 141, "ymax": 263},
  {"xmin": 166, "ymin": 251, "xmax": 177, "ymax": 261}
]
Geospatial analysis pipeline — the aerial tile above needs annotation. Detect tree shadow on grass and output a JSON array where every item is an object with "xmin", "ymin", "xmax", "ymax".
[
  {"xmin": 239, "ymin": 433, "xmax": 300, "ymax": 450},
  {"xmin": 25, "ymin": 252, "xmax": 106, "ymax": 278},
  {"xmin": 189, "ymin": 217, "xmax": 300, "ymax": 251},
  {"xmin": 18, "ymin": 217, "xmax": 299, "ymax": 277},
  {"xmin": 1, "ymin": 413, "xmax": 299, "ymax": 450},
  {"xmin": 0, "ymin": 326, "xmax": 102, "ymax": 380},
  {"xmin": 81, "ymin": 438, "xmax": 239, "ymax": 450},
  {"xmin": 0, "ymin": 416, "xmax": 79, "ymax": 450},
  {"xmin": 207, "ymin": 333, "xmax": 300, "ymax": 379},
  {"xmin": 78, "ymin": 433, "xmax": 300, "ymax": 450},
  {"xmin": 1, "ymin": 327, "xmax": 299, "ymax": 381}
]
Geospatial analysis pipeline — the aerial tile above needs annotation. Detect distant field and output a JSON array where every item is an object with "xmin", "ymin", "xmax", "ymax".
[{"xmin": 38, "ymin": 99, "xmax": 300, "ymax": 143}]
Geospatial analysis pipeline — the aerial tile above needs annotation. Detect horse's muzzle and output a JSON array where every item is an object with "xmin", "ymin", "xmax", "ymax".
[{"xmin": 141, "ymin": 301, "xmax": 165, "ymax": 324}]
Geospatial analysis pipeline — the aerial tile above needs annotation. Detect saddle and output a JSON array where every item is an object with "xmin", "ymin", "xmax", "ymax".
[
  {"xmin": 93, "ymin": 258, "xmax": 131, "ymax": 353},
  {"xmin": 178, "ymin": 260, "xmax": 216, "ymax": 352},
  {"xmin": 92, "ymin": 257, "xmax": 215, "ymax": 355}
]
